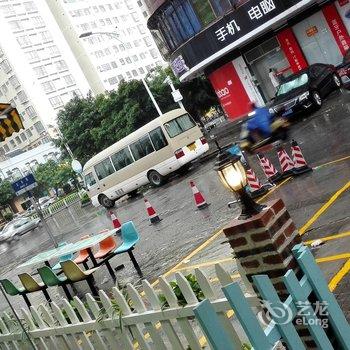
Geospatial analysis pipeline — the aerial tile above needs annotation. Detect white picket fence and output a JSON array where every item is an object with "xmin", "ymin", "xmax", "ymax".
[{"xmin": 0, "ymin": 263, "xmax": 258, "ymax": 350}]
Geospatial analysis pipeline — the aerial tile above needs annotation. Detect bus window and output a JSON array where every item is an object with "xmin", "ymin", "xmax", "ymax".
[
  {"xmin": 84, "ymin": 172, "xmax": 97, "ymax": 188},
  {"xmin": 95, "ymin": 158, "xmax": 115, "ymax": 180},
  {"xmin": 163, "ymin": 113, "xmax": 196, "ymax": 138},
  {"xmin": 111, "ymin": 147, "xmax": 134, "ymax": 171},
  {"xmin": 130, "ymin": 134, "xmax": 155, "ymax": 161},
  {"xmin": 149, "ymin": 127, "xmax": 168, "ymax": 150}
]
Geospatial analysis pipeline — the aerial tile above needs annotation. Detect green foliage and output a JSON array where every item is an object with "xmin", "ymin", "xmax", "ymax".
[
  {"xmin": 80, "ymin": 192, "xmax": 91, "ymax": 205},
  {"xmin": 3, "ymin": 212, "xmax": 14, "ymax": 222},
  {"xmin": 159, "ymin": 274, "xmax": 205, "ymax": 308},
  {"xmin": 242, "ymin": 344, "xmax": 252, "ymax": 350},
  {"xmin": 0, "ymin": 180, "xmax": 15, "ymax": 207},
  {"xmin": 34, "ymin": 159, "xmax": 77, "ymax": 196},
  {"xmin": 57, "ymin": 66, "xmax": 220, "ymax": 165}
]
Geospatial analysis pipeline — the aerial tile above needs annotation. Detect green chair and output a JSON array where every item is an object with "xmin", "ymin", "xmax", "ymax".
[
  {"xmin": 18, "ymin": 273, "xmax": 51, "ymax": 303},
  {"xmin": 0, "ymin": 279, "xmax": 31, "ymax": 308},
  {"xmin": 38, "ymin": 266, "xmax": 72, "ymax": 300},
  {"xmin": 61, "ymin": 260, "xmax": 99, "ymax": 296}
]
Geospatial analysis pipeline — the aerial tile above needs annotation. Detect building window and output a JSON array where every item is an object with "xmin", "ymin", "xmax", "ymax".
[
  {"xmin": 23, "ymin": 1, "xmax": 37, "ymax": 12},
  {"xmin": 55, "ymin": 60, "xmax": 68, "ymax": 72},
  {"xmin": 26, "ymin": 129, "xmax": 33, "ymax": 137},
  {"xmin": 9, "ymin": 75, "xmax": 20, "ymax": 88},
  {"xmin": 48, "ymin": 45, "xmax": 60, "ymax": 56},
  {"xmin": 17, "ymin": 91, "xmax": 29, "ymax": 103},
  {"xmin": 3, "ymin": 144, "xmax": 9, "ymax": 152},
  {"xmin": 41, "ymin": 81, "xmax": 55, "ymax": 93},
  {"xmin": 0, "ymin": 59, "xmax": 11, "ymax": 73},
  {"xmin": 33, "ymin": 66, "xmax": 47, "ymax": 78},
  {"xmin": 49, "ymin": 96, "xmax": 63, "ymax": 108},
  {"xmin": 17, "ymin": 35, "xmax": 32, "ymax": 47},
  {"xmin": 108, "ymin": 77, "xmax": 118, "ymax": 85},
  {"xmin": 15, "ymin": 136, "xmax": 21, "ymax": 144},
  {"xmin": 9, "ymin": 20, "xmax": 22, "ymax": 31},
  {"xmin": 40, "ymin": 31, "xmax": 52, "ymax": 42},
  {"xmin": 20, "ymin": 132, "xmax": 27, "ymax": 141},
  {"xmin": 32, "ymin": 16, "xmax": 44, "ymax": 27},
  {"xmin": 63, "ymin": 74, "xmax": 75, "ymax": 86},
  {"xmin": 34, "ymin": 121, "xmax": 45, "ymax": 133},
  {"xmin": 25, "ymin": 106, "xmax": 36, "ymax": 118}
]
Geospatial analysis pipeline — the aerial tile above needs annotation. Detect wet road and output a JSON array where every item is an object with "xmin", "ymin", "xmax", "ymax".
[{"xmin": 1, "ymin": 88, "xmax": 350, "ymax": 312}]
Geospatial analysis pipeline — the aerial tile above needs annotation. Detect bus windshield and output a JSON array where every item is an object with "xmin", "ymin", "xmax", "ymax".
[{"xmin": 163, "ymin": 114, "xmax": 196, "ymax": 138}]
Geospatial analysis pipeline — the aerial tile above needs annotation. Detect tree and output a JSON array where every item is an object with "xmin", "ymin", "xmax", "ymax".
[
  {"xmin": 57, "ymin": 66, "xmax": 220, "ymax": 164},
  {"xmin": 34, "ymin": 160, "xmax": 77, "ymax": 196},
  {"xmin": 0, "ymin": 180, "xmax": 14, "ymax": 207}
]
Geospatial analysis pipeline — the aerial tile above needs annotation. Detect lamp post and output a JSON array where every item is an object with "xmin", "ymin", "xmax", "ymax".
[
  {"xmin": 79, "ymin": 31, "xmax": 162, "ymax": 116},
  {"xmin": 214, "ymin": 147, "xmax": 265, "ymax": 219}
]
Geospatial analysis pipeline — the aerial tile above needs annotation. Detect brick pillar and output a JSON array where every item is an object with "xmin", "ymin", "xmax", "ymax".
[
  {"xmin": 223, "ymin": 198, "xmax": 317, "ymax": 347},
  {"xmin": 223, "ymin": 199, "xmax": 302, "ymax": 297}
]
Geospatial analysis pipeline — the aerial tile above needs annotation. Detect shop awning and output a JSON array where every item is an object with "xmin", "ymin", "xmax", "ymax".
[{"xmin": 0, "ymin": 103, "xmax": 24, "ymax": 142}]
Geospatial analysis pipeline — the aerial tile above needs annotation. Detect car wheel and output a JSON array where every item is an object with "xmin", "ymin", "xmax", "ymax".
[
  {"xmin": 147, "ymin": 170, "xmax": 165, "ymax": 187},
  {"xmin": 311, "ymin": 91, "xmax": 322, "ymax": 109},
  {"xmin": 333, "ymin": 74, "xmax": 342, "ymax": 89},
  {"xmin": 98, "ymin": 194, "xmax": 115, "ymax": 209}
]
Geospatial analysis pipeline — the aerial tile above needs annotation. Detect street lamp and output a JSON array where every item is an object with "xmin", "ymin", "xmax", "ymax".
[
  {"xmin": 214, "ymin": 147, "xmax": 265, "ymax": 219},
  {"xmin": 78, "ymin": 30, "xmax": 163, "ymax": 116}
]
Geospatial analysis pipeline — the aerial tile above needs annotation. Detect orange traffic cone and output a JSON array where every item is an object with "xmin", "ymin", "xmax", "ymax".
[
  {"xmin": 246, "ymin": 168, "xmax": 268, "ymax": 198},
  {"xmin": 291, "ymin": 140, "xmax": 312, "ymax": 175},
  {"xmin": 257, "ymin": 153, "xmax": 282, "ymax": 183},
  {"xmin": 109, "ymin": 211, "xmax": 121, "ymax": 232},
  {"xmin": 144, "ymin": 198, "xmax": 161, "ymax": 224},
  {"xmin": 277, "ymin": 145, "xmax": 295, "ymax": 177},
  {"xmin": 190, "ymin": 181, "xmax": 209, "ymax": 209}
]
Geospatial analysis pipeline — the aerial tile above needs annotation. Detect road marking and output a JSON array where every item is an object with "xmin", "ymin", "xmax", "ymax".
[
  {"xmin": 304, "ymin": 231, "xmax": 350, "ymax": 245},
  {"xmin": 314, "ymin": 154, "xmax": 350, "ymax": 170},
  {"xmin": 299, "ymin": 181, "xmax": 350, "ymax": 235},
  {"xmin": 257, "ymin": 177, "xmax": 292, "ymax": 203},
  {"xmin": 328, "ymin": 258, "xmax": 350, "ymax": 292},
  {"xmin": 316, "ymin": 253, "xmax": 350, "ymax": 263},
  {"xmin": 171, "ymin": 257, "xmax": 233, "ymax": 272}
]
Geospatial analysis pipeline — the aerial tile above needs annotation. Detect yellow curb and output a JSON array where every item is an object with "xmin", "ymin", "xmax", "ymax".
[
  {"xmin": 299, "ymin": 181, "xmax": 350, "ymax": 235},
  {"xmin": 328, "ymin": 258, "xmax": 350, "ymax": 292},
  {"xmin": 304, "ymin": 231, "xmax": 350, "ymax": 245}
]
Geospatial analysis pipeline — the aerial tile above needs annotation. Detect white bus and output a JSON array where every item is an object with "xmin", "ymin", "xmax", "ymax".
[{"xmin": 83, "ymin": 109, "xmax": 209, "ymax": 208}]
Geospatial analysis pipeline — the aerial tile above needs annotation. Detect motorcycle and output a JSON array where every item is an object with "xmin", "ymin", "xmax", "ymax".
[{"xmin": 240, "ymin": 116, "xmax": 290, "ymax": 153}]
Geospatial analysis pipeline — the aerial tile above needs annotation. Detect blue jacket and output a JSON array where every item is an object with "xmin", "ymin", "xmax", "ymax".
[{"xmin": 247, "ymin": 107, "xmax": 272, "ymax": 138}]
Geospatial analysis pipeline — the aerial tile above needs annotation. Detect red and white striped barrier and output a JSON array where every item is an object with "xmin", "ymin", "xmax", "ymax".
[
  {"xmin": 190, "ymin": 180, "xmax": 209, "ymax": 210},
  {"xmin": 291, "ymin": 140, "xmax": 312, "ymax": 174},
  {"xmin": 277, "ymin": 146, "xmax": 295, "ymax": 177},
  {"xmin": 246, "ymin": 168, "xmax": 268, "ymax": 198},
  {"xmin": 144, "ymin": 198, "xmax": 161, "ymax": 224},
  {"xmin": 257, "ymin": 153, "xmax": 282, "ymax": 183}
]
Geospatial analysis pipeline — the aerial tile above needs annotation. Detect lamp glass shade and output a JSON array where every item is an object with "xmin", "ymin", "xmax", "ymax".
[{"xmin": 218, "ymin": 160, "xmax": 247, "ymax": 192}]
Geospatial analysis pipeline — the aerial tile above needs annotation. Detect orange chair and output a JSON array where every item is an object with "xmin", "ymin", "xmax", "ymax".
[
  {"xmin": 93, "ymin": 235, "xmax": 118, "ymax": 281},
  {"xmin": 74, "ymin": 235, "xmax": 91, "ymax": 269},
  {"xmin": 93, "ymin": 236, "xmax": 117, "ymax": 260}
]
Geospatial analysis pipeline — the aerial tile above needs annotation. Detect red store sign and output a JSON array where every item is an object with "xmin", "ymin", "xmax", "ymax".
[
  {"xmin": 277, "ymin": 28, "xmax": 308, "ymax": 73},
  {"xmin": 323, "ymin": 3, "xmax": 350, "ymax": 55},
  {"xmin": 208, "ymin": 62, "xmax": 251, "ymax": 121}
]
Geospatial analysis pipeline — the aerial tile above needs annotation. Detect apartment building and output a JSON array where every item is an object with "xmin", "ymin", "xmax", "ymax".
[
  {"xmin": 0, "ymin": 0, "xmax": 91, "ymax": 156},
  {"xmin": 50, "ymin": 0, "xmax": 165, "ymax": 91}
]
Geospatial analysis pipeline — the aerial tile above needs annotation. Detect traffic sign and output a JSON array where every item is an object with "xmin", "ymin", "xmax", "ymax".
[
  {"xmin": 11, "ymin": 174, "xmax": 37, "ymax": 196},
  {"xmin": 171, "ymin": 89, "xmax": 183, "ymax": 103}
]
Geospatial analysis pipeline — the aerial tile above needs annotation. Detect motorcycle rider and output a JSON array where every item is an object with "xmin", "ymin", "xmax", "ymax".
[{"xmin": 246, "ymin": 101, "xmax": 274, "ymax": 144}]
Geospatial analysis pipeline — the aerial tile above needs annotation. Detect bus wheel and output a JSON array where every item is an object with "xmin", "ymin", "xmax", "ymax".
[
  {"xmin": 148, "ymin": 170, "xmax": 165, "ymax": 187},
  {"xmin": 98, "ymin": 194, "xmax": 115, "ymax": 209}
]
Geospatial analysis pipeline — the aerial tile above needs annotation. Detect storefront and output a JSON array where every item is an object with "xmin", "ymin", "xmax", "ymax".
[
  {"xmin": 146, "ymin": 0, "xmax": 350, "ymax": 120},
  {"xmin": 207, "ymin": 1, "xmax": 350, "ymax": 119}
]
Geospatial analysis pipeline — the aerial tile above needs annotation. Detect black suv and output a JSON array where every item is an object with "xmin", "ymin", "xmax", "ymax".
[{"xmin": 270, "ymin": 63, "xmax": 341, "ymax": 118}]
